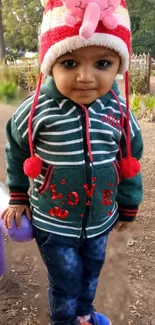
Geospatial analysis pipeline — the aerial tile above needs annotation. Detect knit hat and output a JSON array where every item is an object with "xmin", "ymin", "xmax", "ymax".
[
  {"xmin": 40, "ymin": 0, "xmax": 131, "ymax": 76},
  {"xmin": 23, "ymin": 0, "xmax": 140, "ymax": 179}
]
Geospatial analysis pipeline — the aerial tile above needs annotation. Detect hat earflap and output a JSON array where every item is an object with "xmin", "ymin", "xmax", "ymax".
[
  {"xmin": 120, "ymin": 71, "xmax": 140, "ymax": 178},
  {"xmin": 23, "ymin": 73, "xmax": 43, "ymax": 178}
]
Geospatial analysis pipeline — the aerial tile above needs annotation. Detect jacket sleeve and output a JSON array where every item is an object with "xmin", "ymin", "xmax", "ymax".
[
  {"xmin": 116, "ymin": 111, "xmax": 143, "ymax": 222},
  {"xmin": 5, "ymin": 116, "xmax": 30, "ymax": 205}
]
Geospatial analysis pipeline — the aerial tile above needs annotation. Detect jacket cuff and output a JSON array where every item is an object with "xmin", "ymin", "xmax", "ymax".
[
  {"xmin": 118, "ymin": 204, "xmax": 138, "ymax": 222},
  {"xmin": 9, "ymin": 187, "xmax": 30, "ymax": 206}
]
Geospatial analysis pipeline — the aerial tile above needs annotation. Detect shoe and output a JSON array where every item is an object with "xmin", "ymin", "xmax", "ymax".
[{"xmin": 90, "ymin": 313, "xmax": 111, "ymax": 325}]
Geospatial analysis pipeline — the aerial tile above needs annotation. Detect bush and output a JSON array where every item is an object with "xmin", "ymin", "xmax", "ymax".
[
  {"xmin": 0, "ymin": 80, "xmax": 19, "ymax": 101},
  {"xmin": 130, "ymin": 93, "xmax": 155, "ymax": 121},
  {"xmin": 0, "ymin": 65, "xmax": 18, "ymax": 84},
  {"xmin": 151, "ymin": 69, "xmax": 155, "ymax": 76},
  {"xmin": 3, "ymin": 48, "xmax": 19, "ymax": 64},
  {"xmin": 130, "ymin": 93, "xmax": 141, "ymax": 118},
  {"xmin": 129, "ymin": 68, "xmax": 148, "ymax": 94},
  {"xmin": 0, "ymin": 60, "xmax": 39, "ymax": 91}
]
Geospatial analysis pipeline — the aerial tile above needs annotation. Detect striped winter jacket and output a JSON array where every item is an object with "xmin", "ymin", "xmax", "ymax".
[{"xmin": 5, "ymin": 77, "xmax": 143, "ymax": 238}]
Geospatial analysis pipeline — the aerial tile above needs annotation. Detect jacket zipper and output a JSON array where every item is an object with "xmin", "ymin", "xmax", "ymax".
[{"xmin": 80, "ymin": 108, "xmax": 92, "ymax": 237}]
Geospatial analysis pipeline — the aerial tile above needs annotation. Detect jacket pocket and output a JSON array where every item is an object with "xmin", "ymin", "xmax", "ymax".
[
  {"xmin": 37, "ymin": 166, "xmax": 87, "ymax": 223},
  {"xmin": 38, "ymin": 166, "xmax": 54, "ymax": 195},
  {"xmin": 91, "ymin": 162, "xmax": 120, "ymax": 221}
]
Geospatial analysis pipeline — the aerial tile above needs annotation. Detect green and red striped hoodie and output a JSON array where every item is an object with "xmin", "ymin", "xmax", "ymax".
[{"xmin": 5, "ymin": 77, "xmax": 143, "ymax": 238}]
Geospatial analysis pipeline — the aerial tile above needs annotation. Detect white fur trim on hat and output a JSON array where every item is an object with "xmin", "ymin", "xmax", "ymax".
[
  {"xmin": 40, "ymin": 0, "xmax": 48, "ymax": 7},
  {"xmin": 41, "ymin": 33, "xmax": 129, "ymax": 76}
]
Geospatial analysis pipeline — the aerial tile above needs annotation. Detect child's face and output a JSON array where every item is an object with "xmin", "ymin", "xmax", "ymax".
[{"xmin": 52, "ymin": 46, "xmax": 120, "ymax": 104}]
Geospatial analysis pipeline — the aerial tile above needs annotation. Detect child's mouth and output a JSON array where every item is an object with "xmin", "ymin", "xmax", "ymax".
[{"xmin": 74, "ymin": 88, "xmax": 96, "ymax": 92}]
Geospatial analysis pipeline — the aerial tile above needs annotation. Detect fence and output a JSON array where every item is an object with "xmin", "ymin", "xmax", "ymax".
[
  {"xmin": 130, "ymin": 53, "xmax": 152, "ymax": 93},
  {"xmin": 1, "ymin": 53, "xmax": 153, "ymax": 93},
  {"xmin": 130, "ymin": 53, "xmax": 151, "ymax": 70}
]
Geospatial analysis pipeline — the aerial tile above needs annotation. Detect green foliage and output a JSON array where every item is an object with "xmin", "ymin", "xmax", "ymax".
[
  {"xmin": 151, "ymin": 70, "xmax": 155, "ymax": 76},
  {"xmin": 142, "ymin": 94, "xmax": 155, "ymax": 113},
  {"xmin": 130, "ymin": 93, "xmax": 155, "ymax": 121},
  {"xmin": 127, "ymin": 0, "xmax": 155, "ymax": 57},
  {"xmin": 17, "ymin": 64, "xmax": 39, "ymax": 91},
  {"xmin": 130, "ymin": 93, "xmax": 141, "ymax": 117},
  {"xmin": 0, "ymin": 61, "xmax": 39, "ymax": 91},
  {"xmin": 3, "ymin": 48, "xmax": 19, "ymax": 63},
  {"xmin": 129, "ymin": 68, "xmax": 148, "ymax": 94},
  {"xmin": 0, "ymin": 0, "xmax": 5, "ymax": 62},
  {"xmin": 4, "ymin": 54, "xmax": 15, "ymax": 63},
  {"xmin": 0, "ymin": 64, "xmax": 18, "ymax": 83},
  {"xmin": 0, "ymin": 79, "xmax": 19, "ymax": 101},
  {"xmin": 2, "ymin": 0, "xmax": 43, "ymax": 51}
]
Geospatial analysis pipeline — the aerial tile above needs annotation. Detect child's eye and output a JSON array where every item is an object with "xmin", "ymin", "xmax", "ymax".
[
  {"xmin": 61, "ymin": 60, "xmax": 77, "ymax": 68},
  {"xmin": 95, "ymin": 60, "xmax": 111, "ymax": 69}
]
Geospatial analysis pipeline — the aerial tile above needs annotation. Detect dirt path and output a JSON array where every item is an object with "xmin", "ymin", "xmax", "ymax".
[{"xmin": 0, "ymin": 104, "xmax": 155, "ymax": 325}]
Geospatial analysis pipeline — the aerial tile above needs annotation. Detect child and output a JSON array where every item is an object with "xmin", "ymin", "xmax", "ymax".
[{"xmin": 2, "ymin": 0, "xmax": 143, "ymax": 324}]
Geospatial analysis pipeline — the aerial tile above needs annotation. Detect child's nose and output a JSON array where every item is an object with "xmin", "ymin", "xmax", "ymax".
[{"xmin": 77, "ymin": 67, "xmax": 95, "ymax": 83}]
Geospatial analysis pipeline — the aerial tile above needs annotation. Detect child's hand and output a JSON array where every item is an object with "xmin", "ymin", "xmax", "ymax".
[
  {"xmin": 1, "ymin": 205, "xmax": 32, "ymax": 229},
  {"xmin": 113, "ymin": 220, "xmax": 136, "ymax": 233}
]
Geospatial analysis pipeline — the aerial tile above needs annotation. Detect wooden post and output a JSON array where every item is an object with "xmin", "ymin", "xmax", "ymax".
[{"xmin": 147, "ymin": 53, "xmax": 152, "ymax": 93}]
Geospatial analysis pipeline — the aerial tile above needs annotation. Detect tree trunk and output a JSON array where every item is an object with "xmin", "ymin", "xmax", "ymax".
[{"xmin": 0, "ymin": 0, "xmax": 5, "ymax": 63}]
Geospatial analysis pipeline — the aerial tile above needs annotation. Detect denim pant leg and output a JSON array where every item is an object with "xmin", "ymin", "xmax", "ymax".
[
  {"xmin": 76, "ymin": 233, "xmax": 109, "ymax": 316},
  {"xmin": 34, "ymin": 227, "xmax": 82, "ymax": 325}
]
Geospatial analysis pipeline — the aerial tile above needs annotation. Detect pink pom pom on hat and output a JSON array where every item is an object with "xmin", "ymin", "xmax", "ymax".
[{"xmin": 23, "ymin": 0, "xmax": 140, "ymax": 179}]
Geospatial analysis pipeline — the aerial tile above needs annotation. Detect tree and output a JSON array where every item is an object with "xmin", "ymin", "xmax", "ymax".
[
  {"xmin": 0, "ymin": 0, "xmax": 5, "ymax": 62},
  {"xmin": 127, "ymin": 0, "xmax": 155, "ymax": 57},
  {"xmin": 2, "ymin": 0, "xmax": 43, "ymax": 52},
  {"xmin": 132, "ymin": 15, "xmax": 155, "ymax": 56}
]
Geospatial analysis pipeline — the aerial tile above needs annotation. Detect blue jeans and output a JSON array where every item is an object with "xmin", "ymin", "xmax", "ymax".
[{"xmin": 34, "ymin": 227, "xmax": 109, "ymax": 325}]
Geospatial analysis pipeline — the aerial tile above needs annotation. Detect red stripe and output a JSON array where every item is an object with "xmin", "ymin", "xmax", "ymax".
[
  {"xmin": 44, "ymin": 0, "xmax": 62, "ymax": 14},
  {"xmin": 121, "ymin": 0, "xmax": 127, "ymax": 8},
  {"xmin": 113, "ymin": 161, "xmax": 121, "ymax": 184},
  {"xmin": 115, "ymin": 161, "xmax": 120, "ymax": 170},
  {"xmin": 119, "ymin": 208, "xmax": 138, "ymax": 213},
  {"xmin": 10, "ymin": 193, "xmax": 28, "ymax": 197},
  {"xmin": 39, "ymin": 22, "xmax": 130, "ymax": 64},
  {"xmin": 10, "ymin": 197, "xmax": 29, "ymax": 201}
]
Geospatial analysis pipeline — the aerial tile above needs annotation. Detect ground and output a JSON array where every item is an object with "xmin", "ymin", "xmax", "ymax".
[{"xmin": 0, "ymin": 85, "xmax": 155, "ymax": 325}]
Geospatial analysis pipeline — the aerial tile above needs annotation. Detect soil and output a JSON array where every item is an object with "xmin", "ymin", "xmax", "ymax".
[{"xmin": 0, "ymin": 84, "xmax": 155, "ymax": 325}]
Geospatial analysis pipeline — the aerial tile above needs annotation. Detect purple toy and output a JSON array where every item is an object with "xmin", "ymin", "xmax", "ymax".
[
  {"xmin": 0, "ymin": 215, "xmax": 33, "ymax": 243},
  {"xmin": 0, "ymin": 226, "xmax": 6, "ymax": 278},
  {"xmin": 0, "ymin": 182, "xmax": 33, "ymax": 243}
]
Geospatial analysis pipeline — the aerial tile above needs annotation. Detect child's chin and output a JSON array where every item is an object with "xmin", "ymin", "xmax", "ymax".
[{"xmin": 73, "ymin": 96, "xmax": 97, "ymax": 105}]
